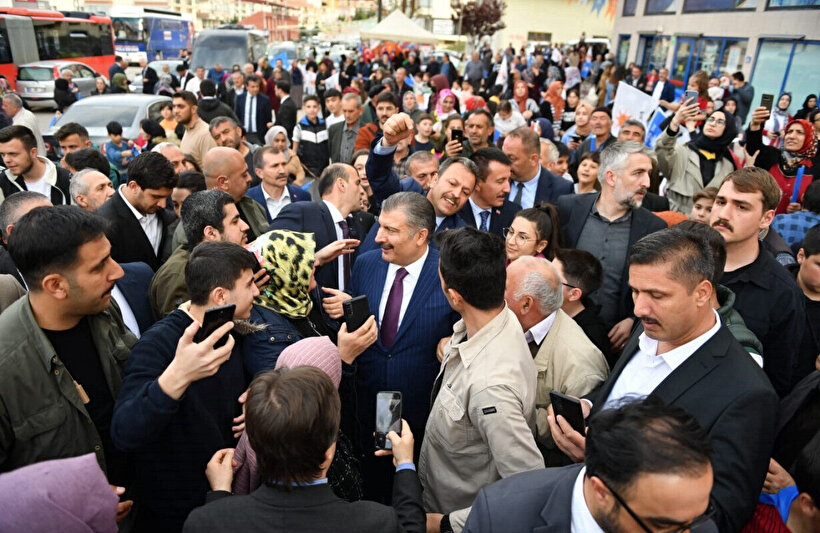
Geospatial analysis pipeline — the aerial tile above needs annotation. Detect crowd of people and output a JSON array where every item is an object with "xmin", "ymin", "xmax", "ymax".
[{"xmin": 0, "ymin": 37, "xmax": 818, "ymax": 533}]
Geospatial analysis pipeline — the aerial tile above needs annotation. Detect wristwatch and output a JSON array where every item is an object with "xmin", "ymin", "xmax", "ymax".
[{"xmin": 440, "ymin": 514, "xmax": 454, "ymax": 533}]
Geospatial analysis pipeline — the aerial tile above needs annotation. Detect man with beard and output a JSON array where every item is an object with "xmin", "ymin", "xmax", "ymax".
[
  {"xmin": 210, "ymin": 116, "xmax": 259, "ymax": 183},
  {"xmin": 149, "ymin": 190, "xmax": 249, "ymax": 318},
  {"xmin": 355, "ymin": 92, "xmax": 399, "ymax": 151},
  {"xmin": 175, "ymin": 91, "xmax": 217, "ymax": 169},
  {"xmin": 710, "ymin": 167, "xmax": 805, "ymax": 397},
  {"xmin": 0, "ymin": 125, "xmax": 71, "ymax": 205},
  {"xmin": 0, "ymin": 206, "xmax": 137, "ymax": 524},
  {"xmin": 96, "ymin": 151, "xmax": 178, "ymax": 271},
  {"xmin": 556, "ymin": 142, "xmax": 666, "ymax": 353},
  {"xmin": 457, "ymin": 147, "xmax": 519, "ymax": 238},
  {"xmin": 246, "ymin": 146, "xmax": 309, "ymax": 223}
]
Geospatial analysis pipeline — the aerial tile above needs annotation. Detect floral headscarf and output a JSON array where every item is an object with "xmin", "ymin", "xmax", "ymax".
[
  {"xmin": 247, "ymin": 230, "xmax": 315, "ymax": 318},
  {"xmin": 781, "ymin": 118, "xmax": 818, "ymax": 169}
]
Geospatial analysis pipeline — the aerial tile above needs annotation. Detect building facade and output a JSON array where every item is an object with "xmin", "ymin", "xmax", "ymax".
[{"xmin": 613, "ymin": 0, "xmax": 820, "ymax": 108}]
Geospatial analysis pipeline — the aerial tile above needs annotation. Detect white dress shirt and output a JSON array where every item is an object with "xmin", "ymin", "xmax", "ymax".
[
  {"xmin": 119, "ymin": 185, "xmax": 161, "ymax": 255},
  {"xmin": 378, "ymin": 246, "xmax": 429, "ymax": 329},
  {"xmin": 570, "ymin": 467, "xmax": 605, "ymax": 533},
  {"xmin": 508, "ymin": 164, "xmax": 541, "ymax": 209},
  {"xmin": 111, "ymin": 285, "xmax": 140, "ymax": 338},
  {"xmin": 605, "ymin": 310, "xmax": 721, "ymax": 409},
  {"xmin": 468, "ymin": 198, "xmax": 491, "ymax": 230},
  {"xmin": 25, "ymin": 175, "xmax": 50, "ymax": 197},
  {"xmin": 323, "ymin": 200, "xmax": 347, "ymax": 290},
  {"xmin": 524, "ymin": 310, "xmax": 557, "ymax": 346},
  {"xmin": 262, "ymin": 183, "xmax": 291, "ymax": 220},
  {"xmin": 244, "ymin": 93, "xmax": 257, "ymax": 133}
]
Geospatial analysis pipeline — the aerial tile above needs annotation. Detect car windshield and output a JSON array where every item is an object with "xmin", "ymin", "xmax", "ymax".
[
  {"xmin": 18, "ymin": 67, "xmax": 54, "ymax": 82},
  {"xmin": 57, "ymin": 105, "xmax": 138, "ymax": 128},
  {"xmin": 191, "ymin": 34, "xmax": 248, "ymax": 70}
]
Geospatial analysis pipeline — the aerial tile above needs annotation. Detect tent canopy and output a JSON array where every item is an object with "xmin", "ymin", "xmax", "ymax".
[{"xmin": 360, "ymin": 10, "xmax": 440, "ymax": 45}]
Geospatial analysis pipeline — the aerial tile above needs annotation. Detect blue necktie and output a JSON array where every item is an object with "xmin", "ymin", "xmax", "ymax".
[{"xmin": 479, "ymin": 210, "xmax": 490, "ymax": 232}]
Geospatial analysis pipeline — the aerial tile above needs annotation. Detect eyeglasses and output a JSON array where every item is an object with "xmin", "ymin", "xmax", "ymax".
[
  {"xmin": 562, "ymin": 282, "xmax": 578, "ymax": 290},
  {"xmin": 705, "ymin": 117, "xmax": 726, "ymax": 126},
  {"xmin": 502, "ymin": 227, "xmax": 535, "ymax": 246},
  {"xmin": 596, "ymin": 476, "xmax": 716, "ymax": 533}
]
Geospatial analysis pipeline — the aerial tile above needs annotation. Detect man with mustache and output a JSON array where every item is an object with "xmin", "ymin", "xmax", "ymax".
[
  {"xmin": 457, "ymin": 147, "xmax": 519, "ymax": 238},
  {"xmin": 0, "ymin": 205, "xmax": 137, "ymax": 522},
  {"xmin": 710, "ymin": 167, "xmax": 805, "ymax": 397},
  {"xmin": 556, "ymin": 141, "xmax": 667, "ymax": 354},
  {"xmin": 246, "ymin": 146, "xmax": 310, "ymax": 223}
]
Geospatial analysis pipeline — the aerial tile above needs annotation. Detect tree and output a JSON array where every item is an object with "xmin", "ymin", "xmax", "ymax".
[{"xmin": 451, "ymin": 0, "xmax": 506, "ymax": 49}]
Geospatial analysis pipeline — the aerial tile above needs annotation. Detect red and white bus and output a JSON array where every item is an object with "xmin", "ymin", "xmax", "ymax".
[{"xmin": 0, "ymin": 8, "xmax": 115, "ymax": 90}]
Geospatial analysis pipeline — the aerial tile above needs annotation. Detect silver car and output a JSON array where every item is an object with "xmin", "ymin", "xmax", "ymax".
[
  {"xmin": 129, "ymin": 59, "xmax": 184, "ymax": 93},
  {"xmin": 16, "ymin": 60, "xmax": 102, "ymax": 109},
  {"xmin": 43, "ymin": 94, "xmax": 171, "ymax": 160}
]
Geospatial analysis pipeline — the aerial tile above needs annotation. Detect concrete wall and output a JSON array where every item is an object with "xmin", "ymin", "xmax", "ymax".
[
  {"xmin": 498, "ymin": 0, "xmax": 616, "ymax": 48},
  {"xmin": 613, "ymin": 0, "xmax": 820, "ymax": 79}
]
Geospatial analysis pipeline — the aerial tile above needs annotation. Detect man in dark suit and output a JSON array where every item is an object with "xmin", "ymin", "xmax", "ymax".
[
  {"xmin": 464, "ymin": 399, "xmax": 718, "ymax": 533},
  {"xmin": 274, "ymin": 80, "xmax": 298, "ymax": 141},
  {"xmin": 113, "ymin": 262, "xmax": 154, "ymax": 337},
  {"xmin": 358, "ymin": 112, "xmax": 475, "ymax": 252},
  {"xmin": 328, "ymin": 92, "xmax": 364, "ymax": 164},
  {"xmin": 97, "ymin": 152, "xmax": 177, "ymax": 272},
  {"xmin": 234, "ymin": 75, "xmax": 272, "ymax": 146},
  {"xmin": 138, "ymin": 58, "xmax": 158, "ymax": 94},
  {"xmin": 502, "ymin": 126, "xmax": 573, "ymax": 209},
  {"xmin": 247, "ymin": 146, "xmax": 310, "ymax": 223},
  {"xmin": 225, "ymin": 71, "xmax": 245, "ymax": 109},
  {"xmin": 183, "ymin": 367, "xmax": 426, "ymax": 533},
  {"xmin": 458, "ymin": 147, "xmax": 519, "ymax": 238},
  {"xmin": 323, "ymin": 192, "xmax": 459, "ymax": 503},
  {"xmin": 625, "ymin": 64, "xmax": 647, "ymax": 92},
  {"xmin": 654, "ymin": 68, "xmax": 678, "ymax": 110},
  {"xmin": 270, "ymin": 163, "xmax": 370, "ymax": 292},
  {"xmin": 548, "ymin": 229, "xmax": 779, "ymax": 533},
  {"xmin": 556, "ymin": 141, "xmax": 667, "ymax": 350}
]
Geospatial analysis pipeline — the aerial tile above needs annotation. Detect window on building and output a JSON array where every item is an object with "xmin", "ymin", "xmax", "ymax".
[
  {"xmin": 623, "ymin": 0, "xmax": 638, "ymax": 15},
  {"xmin": 752, "ymin": 40, "xmax": 820, "ymax": 118},
  {"xmin": 645, "ymin": 0, "xmax": 678, "ymax": 14},
  {"xmin": 617, "ymin": 35, "xmax": 630, "ymax": 66},
  {"xmin": 682, "ymin": 0, "xmax": 758, "ymax": 11},
  {"xmin": 767, "ymin": 0, "xmax": 820, "ymax": 7}
]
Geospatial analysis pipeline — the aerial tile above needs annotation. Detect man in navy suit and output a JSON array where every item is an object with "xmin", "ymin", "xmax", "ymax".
[
  {"xmin": 324, "ymin": 192, "xmax": 459, "ymax": 503},
  {"xmin": 235, "ymin": 75, "xmax": 272, "ymax": 146},
  {"xmin": 464, "ymin": 399, "xmax": 718, "ymax": 533},
  {"xmin": 358, "ymin": 112, "xmax": 476, "ymax": 252},
  {"xmin": 113, "ymin": 262, "xmax": 155, "ymax": 338},
  {"xmin": 458, "ymin": 147, "xmax": 520, "ymax": 237},
  {"xmin": 269, "ymin": 163, "xmax": 370, "ymax": 292},
  {"xmin": 247, "ymin": 146, "xmax": 309, "ymax": 223},
  {"xmin": 502, "ymin": 126, "xmax": 573, "ymax": 209}
]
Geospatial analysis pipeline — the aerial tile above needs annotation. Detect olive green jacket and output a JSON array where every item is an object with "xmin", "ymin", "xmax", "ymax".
[
  {"xmin": 171, "ymin": 196, "xmax": 268, "ymax": 250},
  {"xmin": 0, "ymin": 296, "xmax": 137, "ymax": 474},
  {"xmin": 717, "ymin": 285, "xmax": 763, "ymax": 356},
  {"xmin": 149, "ymin": 246, "xmax": 191, "ymax": 319}
]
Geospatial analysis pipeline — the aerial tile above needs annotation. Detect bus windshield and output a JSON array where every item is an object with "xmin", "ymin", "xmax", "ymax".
[
  {"xmin": 191, "ymin": 33, "xmax": 250, "ymax": 69},
  {"xmin": 112, "ymin": 17, "xmax": 142, "ymax": 42}
]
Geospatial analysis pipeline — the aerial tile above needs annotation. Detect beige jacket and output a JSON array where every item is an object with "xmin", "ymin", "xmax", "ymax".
[
  {"xmin": 533, "ymin": 310, "xmax": 609, "ymax": 457},
  {"xmin": 655, "ymin": 128, "xmax": 735, "ymax": 215},
  {"xmin": 180, "ymin": 118, "xmax": 217, "ymax": 169},
  {"xmin": 0, "ymin": 274, "xmax": 25, "ymax": 314},
  {"xmin": 419, "ymin": 307, "xmax": 543, "ymax": 531}
]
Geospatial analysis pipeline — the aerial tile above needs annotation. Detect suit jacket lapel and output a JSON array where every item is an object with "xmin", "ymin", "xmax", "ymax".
[
  {"xmin": 319, "ymin": 203, "xmax": 340, "ymax": 287},
  {"xmin": 392, "ymin": 249, "xmax": 438, "ymax": 346},
  {"xmin": 114, "ymin": 194, "xmax": 156, "ymax": 261},
  {"xmin": 591, "ymin": 329, "xmax": 641, "ymax": 412},
  {"xmin": 567, "ymin": 194, "xmax": 597, "ymax": 247},
  {"xmin": 534, "ymin": 464, "xmax": 582, "ymax": 532},
  {"xmin": 367, "ymin": 257, "xmax": 390, "ymax": 350},
  {"xmin": 458, "ymin": 203, "xmax": 477, "ymax": 228},
  {"xmin": 536, "ymin": 167, "xmax": 551, "ymax": 203},
  {"xmin": 651, "ymin": 326, "xmax": 729, "ymax": 405}
]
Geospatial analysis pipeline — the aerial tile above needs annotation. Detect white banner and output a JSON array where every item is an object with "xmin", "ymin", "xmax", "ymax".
[{"xmin": 611, "ymin": 81, "xmax": 657, "ymax": 136}]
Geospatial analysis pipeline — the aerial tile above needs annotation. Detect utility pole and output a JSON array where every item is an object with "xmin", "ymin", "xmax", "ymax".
[{"xmin": 378, "ymin": 0, "xmax": 382, "ymax": 21}]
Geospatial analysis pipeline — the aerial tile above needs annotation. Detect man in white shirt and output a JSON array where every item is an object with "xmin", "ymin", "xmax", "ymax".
[
  {"xmin": 247, "ymin": 146, "xmax": 310, "ymax": 222},
  {"xmin": 0, "ymin": 125, "xmax": 71, "ymax": 205},
  {"xmin": 547, "ymin": 228, "xmax": 778, "ymax": 533},
  {"xmin": 462, "ymin": 399, "xmax": 716, "ymax": 533},
  {"xmin": 2, "ymin": 94, "xmax": 46, "ymax": 155}
]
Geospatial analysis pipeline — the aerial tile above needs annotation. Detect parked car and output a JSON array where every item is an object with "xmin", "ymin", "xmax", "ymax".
[
  {"xmin": 129, "ymin": 59, "xmax": 184, "ymax": 93},
  {"xmin": 42, "ymin": 94, "xmax": 171, "ymax": 161},
  {"xmin": 16, "ymin": 60, "xmax": 102, "ymax": 109}
]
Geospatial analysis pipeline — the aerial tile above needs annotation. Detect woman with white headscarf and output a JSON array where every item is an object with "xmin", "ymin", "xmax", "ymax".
[{"xmin": 264, "ymin": 125, "xmax": 306, "ymax": 185}]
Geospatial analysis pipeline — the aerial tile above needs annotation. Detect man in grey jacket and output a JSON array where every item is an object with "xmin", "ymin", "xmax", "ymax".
[{"xmin": 731, "ymin": 71, "xmax": 754, "ymax": 125}]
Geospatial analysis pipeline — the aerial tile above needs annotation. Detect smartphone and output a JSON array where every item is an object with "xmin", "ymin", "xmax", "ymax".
[
  {"xmin": 571, "ymin": 134, "xmax": 583, "ymax": 142},
  {"xmin": 375, "ymin": 391, "xmax": 402, "ymax": 450},
  {"xmin": 760, "ymin": 93, "xmax": 774, "ymax": 112},
  {"xmin": 451, "ymin": 129, "xmax": 463, "ymax": 143},
  {"xmin": 343, "ymin": 295, "xmax": 370, "ymax": 332},
  {"xmin": 684, "ymin": 90, "xmax": 699, "ymax": 105},
  {"xmin": 193, "ymin": 304, "xmax": 235, "ymax": 348},
  {"xmin": 550, "ymin": 391, "xmax": 586, "ymax": 435}
]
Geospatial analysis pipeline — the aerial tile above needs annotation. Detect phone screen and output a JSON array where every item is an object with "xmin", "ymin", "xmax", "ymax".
[
  {"xmin": 193, "ymin": 304, "xmax": 235, "ymax": 348},
  {"xmin": 375, "ymin": 391, "xmax": 402, "ymax": 450}
]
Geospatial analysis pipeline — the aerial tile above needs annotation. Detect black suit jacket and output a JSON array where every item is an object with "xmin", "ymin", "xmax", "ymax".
[
  {"xmin": 457, "ymin": 199, "xmax": 519, "ymax": 238},
  {"xmin": 588, "ymin": 324, "xmax": 778, "ymax": 533},
  {"xmin": 235, "ymin": 92, "xmax": 273, "ymax": 136},
  {"xmin": 97, "ymin": 193, "xmax": 177, "ymax": 272},
  {"xmin": 328, "ymin": 120, "xmax": 363, "ymax": 163},
  {"xmin": 183, "ymin": 470, "xmax": 425, "ymax": 533},
  {"xmin": 557, "ymin": 192, "xmax": 667, "ymax": 322},
  {"xmin": 275, "ymin": 96, "xmax": 298, "ymax": 140},
  {"xmin": 141, "ymin": 66, "xmax": 158, "ymax": 94},
  {"xmin": 464, "ymin": 463, "xmax": 715, "ymax": 533},
  {"xmin": 531, "ymin": 166, "xmax": 573, "ymax": 206},
  {"xmin": 269, "ymin": 201, "xmax": 373, "ymax": 291},
  {"xmin": 642, "ymin": 192, "xmax": 670, "ymax": 212},
  {"xmin": 116, "ymin": 262, "xmax": 155, "ymax": 335}
]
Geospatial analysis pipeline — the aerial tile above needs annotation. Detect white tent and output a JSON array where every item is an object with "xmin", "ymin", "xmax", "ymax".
[{"xmin": 360, "ymin": 10, "xmax": 440, "ymax": 44}]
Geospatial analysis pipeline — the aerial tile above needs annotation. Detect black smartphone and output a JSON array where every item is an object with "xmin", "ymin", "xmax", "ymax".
[
  {"xmin": 375, "ymin": 391, "xmax": 402, "ymax": 450},
  {"xmin": 451, "ymin": 128, "xmax": 463, "ymax": 143},
  {"xmin": 571, "ymin": 135, "xmax": 583, "ymax": 142},
  {"xmin": 684, "ymin": 90, "xmax": 699, "ymax": 104},
  {"xmin": 761, "ymin": 93, "xmax": 774, "ymax": 112},
  {"xmin": 550, "ymin": 391, "xmax": 586, "ymax": 435},
  {"xmin": 193, "ymin": 304, "xmax": 235, "ymax": 348},
  {"xmin": 343, "ymin": 295, "xmax": 370, "ymax": 332}
]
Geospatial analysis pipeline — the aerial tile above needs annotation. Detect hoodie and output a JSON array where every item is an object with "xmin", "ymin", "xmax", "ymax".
[
  {"xmin": 0, "ymin": 156, "xmax": 71, "ymax": 205},
  {"xmin": 196, "ymin": 96, "xmax": 239, "ymax": 126}
]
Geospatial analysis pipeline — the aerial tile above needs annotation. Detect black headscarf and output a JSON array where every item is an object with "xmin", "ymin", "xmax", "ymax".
[
  {"xmin": 53, "ymin": 78, "xmax": 77, "ymax": 112},
  {"xmin": 687, "ymin": 109, "xmax": 738, "ymax": 185},
  {"xmin": 795, "ymin": 94, "xmax": 817, "ymax": 120}
]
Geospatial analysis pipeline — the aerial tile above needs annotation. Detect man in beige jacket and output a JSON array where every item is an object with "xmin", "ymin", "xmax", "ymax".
[
  {"xmin": 505, "ymin": 256, "xmax": 609, "ymax": 466},
  {"xmin": 419, "ymin": 227, "xmax": 543, "ymax": 533}
]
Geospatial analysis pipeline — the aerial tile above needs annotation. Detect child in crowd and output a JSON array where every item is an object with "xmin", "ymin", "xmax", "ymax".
[
  {"xmin": 575, "ymin": 152, "xmax": 601, "ymax": 194},
  {"xmin": 292, "ymin": 95, "xmax": 329, "ymax": 181},
  {"xmin": 105, "ymin": 121, "xmax": 138, "ymax": 177},
  {"xmin": 494, "ymin": 100, "xmax": 526, "ymax": 136},
  {"xmin": 690, "ymin": 186, "xmax": 718, "ymax": 224},
  {"xmin": 323, "ymin": 88, "xmax": 344, "ymax": 128},
  {"xmin": 412, "ymin": 113, "xmax": 435, "ymax": 153}
]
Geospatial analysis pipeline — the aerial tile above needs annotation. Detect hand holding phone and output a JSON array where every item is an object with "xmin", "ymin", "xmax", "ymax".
[
  {"xmin": 683, "ymin": 90, "xmax": 699, "ymax": 105},
  {"xmin": 760, "ymin": 93, "xmax": 774, "ymax": 112},
  {"xmin": 375, "ymin": 391, "xmax": 403, "ymax": 450},
  {"xmin": 450, "ymin": 128, "xmax": 464, "ymax": 143},
  {"xmin": 194, "ymin": 304, "xmax": 236, "ymax": 348},
  {"xmin": 343, "ymin": 295, "xmax": 371, "ymax": 332},
  {"xmin": 550, "ymin": 391, "xmax": 586, "ymax": 435}
]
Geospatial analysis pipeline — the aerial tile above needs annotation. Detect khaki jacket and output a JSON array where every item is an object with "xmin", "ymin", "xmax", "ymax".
[
  {"xmin": 0, "ymin": 296, "xmax": 137, "ymax": 474},
  {"xmin": 149, "ymin": 246, "xmax": 191, "ymax": 319},
  {"xmin": 655, "ymin": 128, "xmax": 736, "ymax": 215},
  {"xmin": 533, "ymin": 310, "xmax": 609, "ymax": 459},
  {"xmin": 171, "ymin": 196, "xmax": 268, "ymax": 251},
  {"xmin": 0, "ymin": 274, "xmax": 24, "ymax": 313},
  {"xmin": 419, "ymin": 307, "xmax": 543, "ymax": 531}
]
